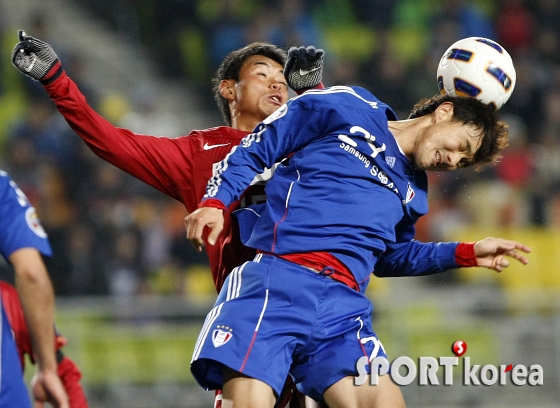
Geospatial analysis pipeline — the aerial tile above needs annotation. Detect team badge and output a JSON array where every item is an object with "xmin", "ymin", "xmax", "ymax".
[
  {"xmin": 212, "ymin": 328, "xmax": 233, "ymax": 348},
  {"xmin": 26, "ymin": 207, "xmax": 48, "ymax": 238},
  {"xmin": 404, "ymin": 183, "xmax": 415, "ymax": 204}
]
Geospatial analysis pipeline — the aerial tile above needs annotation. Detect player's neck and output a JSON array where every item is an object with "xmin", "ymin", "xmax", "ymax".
[
  {"xmin": 231, "ymin": 115, "xmax": 260, "ymax": 132},
  {"xmin": 388, "ymin": 117, "xmax": 428, "ymax": 160}
]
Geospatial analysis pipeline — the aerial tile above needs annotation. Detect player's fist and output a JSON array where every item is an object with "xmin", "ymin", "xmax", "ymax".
[
  {"xmin": 184, "ymin": 206, "xmax": 225, "ymax": 252},
  {"xmin": 12, "ymin": 29, "xmax": 63, "ymax": 84},
  {"xmin": 284, "ymin": 45, "xmax": 324, "ymax": 92}
]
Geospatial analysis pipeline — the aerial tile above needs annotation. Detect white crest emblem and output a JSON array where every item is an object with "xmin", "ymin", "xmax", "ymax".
[
  {"xmin": 404, "ymin": 184, "xmax": 415, "ymax": 204},
  {"xmin": 26, "ymin": 207, "xmax": 48, "ymax": 238},
  {"xmin": 212, "ymin": 329, "xmax": 233, "ymax": 348}
]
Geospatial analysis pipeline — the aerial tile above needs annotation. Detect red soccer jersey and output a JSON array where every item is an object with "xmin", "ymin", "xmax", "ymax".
[
  {"xmin": 0, "ymin": 281, "xmax": 30, "ymax": 366},
  {"xmin": 1, "ymin": 282, "xmax": 89, "ymax": 407},
  {"xmin": 45, "ymin": 72, "xmax": 267, "ymax": 291}
]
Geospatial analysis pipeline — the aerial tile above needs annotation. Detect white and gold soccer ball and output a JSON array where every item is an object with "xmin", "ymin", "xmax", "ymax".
[{"xmin": 437, "ymin": 37, "xmax": 516, "ymax": 111}]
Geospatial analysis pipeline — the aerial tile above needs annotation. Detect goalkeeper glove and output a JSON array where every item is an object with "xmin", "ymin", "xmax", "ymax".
[
  {"xmin": 12, "ymin": 30, "xmax": 63, "ymax": 84},
  {"xmin": 284, "ymin": 45, "xmax": 324, "ymax": 92}
]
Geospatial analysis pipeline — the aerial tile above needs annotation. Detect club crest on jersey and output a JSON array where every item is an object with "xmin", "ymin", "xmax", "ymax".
[
  {"xmin": 212, "ymin": 327, "xmax": 233, "ymax": 348},
  {"xmin": 404, "ymin": 184, "xmax": 415, "ymax": 204},
  {"xmin": 26, "ymin": 207, "xmax": 48, "ymax": 238}
]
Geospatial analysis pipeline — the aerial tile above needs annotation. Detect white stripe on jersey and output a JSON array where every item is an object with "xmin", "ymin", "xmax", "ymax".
[
  {"xmin": 226, "ymin": 262, "xmax": 244, "ymax": 301},
  {"xmin": 294, "ymin": 85, "xmax": 380, "ymax": 110},
  {"xmin": 192, "ymin": 302, "xmax": 223, "ymax": 361},
  {"xmin": 207, "ymin": 145, "xmax": 240, "ymax": 198},
  {"xmin": 192, "ymin": 262, "xmax": 246, "ymax": 360},
  {"xmin": 254, "ymin": 289, "xmax": 269, "ymax": 332},
  {"xmin": 285, "ymin": 170, "xmax": 300, "ymax": 208}
]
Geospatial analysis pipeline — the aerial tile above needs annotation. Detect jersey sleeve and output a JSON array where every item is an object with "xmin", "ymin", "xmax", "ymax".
[
  {"xmin": 374, "ymin": 240, "xmax": 459, "ymax": 277},
  {"xmin": 43, "ymin": 72, "xmax": 195, "ymax": 202},
  {"xmin": 203, "ymin": 95, "xmax": 324, "ymax": 207},
  {"xmin": 0, "ymin": 171, "xmax": 52, "ymax": 259}
]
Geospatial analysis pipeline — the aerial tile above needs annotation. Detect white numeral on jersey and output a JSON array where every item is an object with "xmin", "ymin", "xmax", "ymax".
[{"xmin": 350, "ymin": 126, "xmax": 387, "ymax": 158}]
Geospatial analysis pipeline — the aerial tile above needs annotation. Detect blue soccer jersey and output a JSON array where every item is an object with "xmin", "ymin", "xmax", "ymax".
[
  {"xmin": 0, "ymin": 170, "xmax": 52, "ymax": 408},
  {"xmin": 0, "ymin": 171, "xmax": 51, "ymax": 259},
  {"xmin": 204, "ymin": 86, "xmax": 458, "ymax": 292}
]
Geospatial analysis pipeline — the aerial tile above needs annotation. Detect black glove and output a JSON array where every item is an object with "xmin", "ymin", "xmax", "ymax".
[
  {"xmin": 12, "ymin": 30, "xmax": 63, "ymax": 84},
  {"xmin": 284, "ymin": 46, "xmax": 324, "ymax": 92}
]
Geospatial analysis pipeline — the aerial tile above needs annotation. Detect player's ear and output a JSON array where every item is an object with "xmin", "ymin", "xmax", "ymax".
[
  {"xmin": 219, "ymin": 80, "xmax": 236, "ymax": 101},
  {"xmin": 434, "ymin": 101, "xmax": 454, "ymax": 122}
]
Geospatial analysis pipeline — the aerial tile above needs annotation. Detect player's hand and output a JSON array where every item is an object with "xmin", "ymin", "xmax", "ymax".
[
  {"xmin": 12, "ymin": 29, "xmax": 63, "ymax": 84},
  {"xmin": 185, "ymin": 207, "xmax": 225, "ymax": 252},
  {"xmin": 284, "ymin": 45, "xmax": 324, "ymax": 92},
  {"xmin": 31, "ymin": 369, "xmax": 70, "ymax": 408},
  {"xmin": 474, "ymin": 237, "xmax": 531, "ymax": 272}
]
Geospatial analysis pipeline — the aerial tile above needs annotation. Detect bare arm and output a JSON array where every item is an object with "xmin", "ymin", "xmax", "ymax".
[{"xmin": 10, "ymin": 248, "xmax": 69, "ymax": 408}]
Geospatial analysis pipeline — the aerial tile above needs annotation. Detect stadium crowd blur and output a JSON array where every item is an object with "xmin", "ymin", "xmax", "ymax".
[{"xmin": 0, "ymin": 0, "xmax": 559, "ymax": 299}]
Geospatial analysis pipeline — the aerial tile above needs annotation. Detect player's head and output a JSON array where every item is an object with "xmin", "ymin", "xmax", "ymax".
[
  {"xmin": 213, "ymin": 43, "xmax": 287, "ymax": 128},
  {"xmin": 408, "ymin": 94, "xmax": 509, "ymax": 170}
]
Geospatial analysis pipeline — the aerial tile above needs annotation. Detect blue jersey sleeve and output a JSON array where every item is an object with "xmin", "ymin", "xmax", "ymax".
[
  {"xmin": 204, "ymin": 95, "xmax": 325, "ymax": 206},
  {"xmin": 373, "ymin": 212, "xmax": 459, "ymax": 276},
  {"xmin": 0, "ymin": 171, "xmax": 52, "ymax": 260},
  {"xmin": 374, "ymin": 240, "xmax": 459, "ymax": 277}
]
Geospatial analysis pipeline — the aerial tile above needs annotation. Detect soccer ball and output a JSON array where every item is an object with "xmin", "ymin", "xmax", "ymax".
[{"xmin": 437, "ymin": 37, "xmax": 516, "ymax": 111}]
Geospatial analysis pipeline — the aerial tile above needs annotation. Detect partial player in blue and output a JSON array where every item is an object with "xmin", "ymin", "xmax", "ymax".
[
  {"xmin": 185, "ymin": 87, "xmax": 531, "ymax": 407},
  {"xmin": 0, "ymin": 170, "xmax": 69, "ymax": 408}
]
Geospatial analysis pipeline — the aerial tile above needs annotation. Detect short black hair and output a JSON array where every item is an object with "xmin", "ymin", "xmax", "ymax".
[
  {"xmin": 212, "ymin": 43, "xmax": 287, "ymax": 126},
  {"xmin": 409, "ymin": 94, "xmax": 509, "ymax": 168}
]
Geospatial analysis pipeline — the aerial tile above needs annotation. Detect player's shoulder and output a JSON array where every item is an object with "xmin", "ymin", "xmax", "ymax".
[
  {"xmin": 295, "ymin": 85, "xmax": 380, "ymax": 107},
  {"xmin": 183, "ymin": 127, "xmax": 249, "ymax": 154},
  {"xmin": 192, "ymin": 126, "xmax": 250, "ymax": 141},
  {"xmin": 0, "ymin": 170, "xmax": 18, "ymax": 201},
  {"xmin": 0, "ymin": 169, "xmax": 11, "ymax": 187},
  {"xmin": 287, "ymin": 86, "xmax": 398, "ymax": 125}
]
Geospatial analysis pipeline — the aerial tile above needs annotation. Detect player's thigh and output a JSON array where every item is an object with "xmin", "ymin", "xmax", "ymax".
[
  {"xmin": 323, "ymin": 374, "xmax": 405, "ymax": 408},
  {"xmin": 222, "ymin": 366, "xmax": 276, "ymax": 408}
]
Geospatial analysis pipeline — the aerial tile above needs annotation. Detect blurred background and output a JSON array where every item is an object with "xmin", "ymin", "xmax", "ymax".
[{"xmin": 0, "ymin": 0, "xmax": 559, "ymax": 407}]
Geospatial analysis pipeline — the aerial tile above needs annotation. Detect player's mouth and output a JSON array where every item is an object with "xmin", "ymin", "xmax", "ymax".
[
  {"xmin": 435, "ymin": 151, "xmax": 442, "ymax": 167},
  {"xmin": 269, "ymin": 94, "xmax": 283, "ymax": 105}
]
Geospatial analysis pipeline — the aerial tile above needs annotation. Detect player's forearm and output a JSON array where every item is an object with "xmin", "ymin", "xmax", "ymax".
[
  {"xmin": 44, "ymin": 72, "xmax": 135, "ymax": 159},
  {"xmin": 44, "ymin": 72, "xmax": 184, "ymax": 200},
  {"xmin": 11, "ymin": 248, "xmax": 58, "ymax": 372},
  {"xmin": 374, "ymin": 240, "xmax": 459, "ymax": 277}
]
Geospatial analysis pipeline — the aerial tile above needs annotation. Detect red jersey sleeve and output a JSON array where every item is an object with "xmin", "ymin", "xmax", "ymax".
[
  {"xmin": 57, "ymin": 356, "xmax": 89, "ymax": 408},
  {"xmin": 0, "ymin": 281, "xmax": 31, "ymax": 369},
  {"xmin": 43, "ymin": 72, "xmax": 200, "ymax": 210},
  {"xmin": 43, "ymin": 73, "xmax": 261, "ymax": 291}
]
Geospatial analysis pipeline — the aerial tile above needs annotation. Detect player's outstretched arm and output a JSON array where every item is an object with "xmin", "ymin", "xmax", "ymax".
[
  {"xmin": 284, "ymin": 46, "xmax": 325, "ymax": 93},
  {"xmin": 473, "ymin": 237, "xmax": 531, "ymax": 272}
]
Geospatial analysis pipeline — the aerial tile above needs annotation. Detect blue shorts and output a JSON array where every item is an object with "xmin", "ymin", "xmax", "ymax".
[
  {"xmin": 1, "ymin": 305, "xmax": 31, "ymax": 408},
  {"xmin": 191, "ymin": 254, "xmax": 387, "ymax": 401}
]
